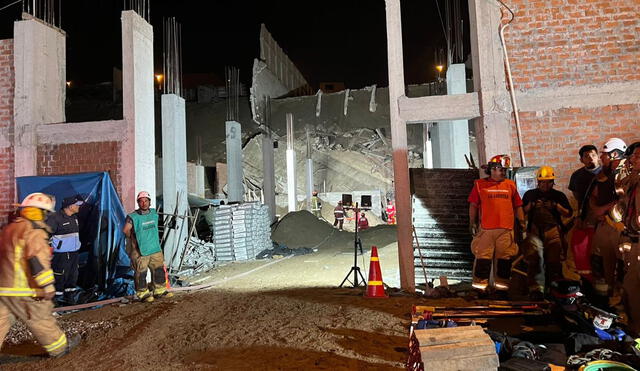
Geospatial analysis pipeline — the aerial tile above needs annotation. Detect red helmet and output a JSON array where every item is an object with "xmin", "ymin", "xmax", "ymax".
[{"xmin": 488, "ymin": 154, "xmax": 511, "ymax": 168}]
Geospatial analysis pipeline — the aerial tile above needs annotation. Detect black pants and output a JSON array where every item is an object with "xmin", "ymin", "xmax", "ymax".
[{"xmin": 52, "ymin": 252, "xmax": 79, "ymax": 294}]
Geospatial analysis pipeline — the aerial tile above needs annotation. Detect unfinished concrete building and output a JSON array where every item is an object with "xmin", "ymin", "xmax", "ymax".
[{"xmin": 0, "ymin": 0, "xmax": 637, "ymax": 369}]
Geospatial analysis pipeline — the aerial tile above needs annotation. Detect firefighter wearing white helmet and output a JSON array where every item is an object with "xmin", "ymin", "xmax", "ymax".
[
  {"xmin": 583, "ymin": 138, "xmax": 629, "ymax": 306},
  {"xmin": 0, "ymin": 193, "xmax": 80, "ymax": 357},
  {"xmin": 521, "ymin": 166, "xmax": 572, "ymax": 300},
  {"xmin": 123, "ymin": 191, "xmax": 173, "ymax": 302}
]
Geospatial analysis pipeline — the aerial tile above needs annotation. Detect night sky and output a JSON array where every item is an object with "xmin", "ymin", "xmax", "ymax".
[{"xmin": 0, "ymin": 0, "xmax": 468, "ymax": 90}]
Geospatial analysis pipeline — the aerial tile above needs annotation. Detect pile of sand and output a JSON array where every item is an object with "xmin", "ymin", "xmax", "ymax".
[
  {"xmin": 271, "ymin": 210, "xmax": 338, "ymax": 248},
  {"xmin": 271, "ymin": 210, "xmax": 397, "ymax": 250}
]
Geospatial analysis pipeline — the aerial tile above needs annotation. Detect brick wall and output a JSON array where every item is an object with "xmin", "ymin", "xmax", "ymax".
[
  {"xmin": 505, "ymin": 0, "xmax": 640, "ymax": 89},
  {"xmin": 37, "ymin": 141, "xmax": 123, "ymax": 196},
  {"xmin": 0, "ymin": 39, "xmax": 14, "ymax": 226},
  {"xmin": 502, "ymin": 1, "xmax": 640, "ymax": 198},
  {"xmin": 510, "ymin": 104, "xmax": 640, "ymax": 192}
]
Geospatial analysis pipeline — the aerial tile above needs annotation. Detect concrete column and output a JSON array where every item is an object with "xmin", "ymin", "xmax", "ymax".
[
  {"xmin": 422, "ymin": 123, "xmax": 433, "ymax": 169},
  {"xmin": 286, "ymin": 150, "xmax": 297, "ymax": 212},
  {"xmin": 13, "ymin": 17, "xmax": 66, "ymax": 178},
  {"xmin": 306, "ymin": 159, "xmax": 313, "ymax": 209},
  {"xmin": 262, "ymin": 132, "xmax": 276, "ymax": 222},
  {"xmin": 195, "ymin": 165, "xmax": 205, "ymax": 198},
  {"xmin": 187, "ymin": 162, "xmax": 205, "ymax": 198},
  {"xmin": 121, "ymin": 10, "xmax": 156, "ymax": 210},
  {"xmin": 469, "ymin": 0, "xmax": 512, "ymax": 165},
  {"xmin": 225, "ymin": 120, "xmax": 243, "ymax": 202},
  {"xmin": 286, "ymin": 113, "xmax": 296, "ymax": 213},
  {"xmin": 161, "ymin": 93, "xmax": 188, "ymax": 269},
  {"xmin": 433, "ymin": 64, "xmax": 471, "ymax": 168},
  {"xmin": 305, "ymin": 129, "xmax": 313, "ymax": 210},
  {"xmin": 385, "ymin": 0, "xmax": 414, "ymax": 292}
]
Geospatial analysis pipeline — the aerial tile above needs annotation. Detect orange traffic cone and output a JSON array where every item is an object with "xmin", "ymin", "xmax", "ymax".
[
  {"xmin": 365, "ymin": 246, "xmax": 388, "ymax": 298},
  {"xmin": 163, "ymin": 264, "xmax": 171, "ymax": 290}
]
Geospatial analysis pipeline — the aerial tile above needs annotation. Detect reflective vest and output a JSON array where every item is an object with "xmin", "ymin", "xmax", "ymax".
[
  {"xmin": 334, "ymin": 206, "xmax": 345, "ymax": 220},
  {"xmin": 475, "ymin": 178, "xmax": 517, "ymax": 230},
  {"xmin": 311, "ymin": 196, "xmax": 321, "ymax": 211},
  {"xmin": 386, "ymin": 204, "xmax": 396, "ymax": 216},
  {"xmin": 128, "ymin": 209, "xmax": 162, "ymax": 256},
  {"xmin": 0, "ymin": 219, "xmax": 54, "ymax": 297}
]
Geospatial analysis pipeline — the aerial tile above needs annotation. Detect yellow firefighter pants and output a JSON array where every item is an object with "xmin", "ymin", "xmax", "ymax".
[
  {"xmin": 127, "ymin": 240, "xmax": 166, "ymax": 292},
  {"xmin": 0, "ymin": 297, "xmax": 67, "ymax": 356},
  {"xmin": 524, "ymin": 225, "xmax": 564, "ymax": 292},
  {"xmin": 470, "ymin": 228, "xmax": 518, "ymax": 290}
]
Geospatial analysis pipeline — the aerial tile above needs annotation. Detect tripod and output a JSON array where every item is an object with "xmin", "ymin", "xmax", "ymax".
[{"xmin": 339, "ymin": 203, "xmax": 367, "ymax": 288}]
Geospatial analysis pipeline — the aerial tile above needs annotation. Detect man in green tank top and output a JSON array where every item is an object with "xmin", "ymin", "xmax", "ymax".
[{"xmin": 123, "ymin": 191, "xmax": 173, "ymax": 302}]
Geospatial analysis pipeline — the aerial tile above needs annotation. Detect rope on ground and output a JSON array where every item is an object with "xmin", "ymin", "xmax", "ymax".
[{"xmin": 54, "ymin": 254, "xmax": 295, "ymax": 313}]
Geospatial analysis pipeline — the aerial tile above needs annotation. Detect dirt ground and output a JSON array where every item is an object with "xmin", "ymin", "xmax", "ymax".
[{"xmin": 0, "ymin": 213, "xmax": 441, "ymax": 370}]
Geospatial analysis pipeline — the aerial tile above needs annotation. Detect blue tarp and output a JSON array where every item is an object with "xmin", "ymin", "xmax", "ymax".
[{"xmin": 16, "ymin": 172, "xmax": 133, "ymax": 295}]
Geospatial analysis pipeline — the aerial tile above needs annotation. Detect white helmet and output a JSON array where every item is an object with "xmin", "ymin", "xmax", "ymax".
[
  {"xmin": 17, "ymin": 193, "xmax": 55, "ymax": 212},
  {"xmin": 602, "ymin": 138, "xmax": 627, "ymax": 154},
  {"xmin": 136, "ymin": 191, "xmax": 151, "ymax": 201}
]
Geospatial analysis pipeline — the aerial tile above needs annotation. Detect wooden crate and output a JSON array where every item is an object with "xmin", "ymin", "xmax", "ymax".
[{"xmin": 409, "ymin": 326, "xmax": 499, "ymax": 371}]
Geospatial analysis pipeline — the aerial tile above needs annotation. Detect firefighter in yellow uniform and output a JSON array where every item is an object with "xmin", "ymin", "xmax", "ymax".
[{"xmin": 0, "ymin": 193, "xmax": 80, "ymax": 357}]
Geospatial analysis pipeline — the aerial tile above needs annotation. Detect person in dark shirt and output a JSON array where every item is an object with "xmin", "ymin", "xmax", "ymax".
[
  {"xmin": 46, "ymin": 195, "xmax": 84, "ymax": 305},
  {"xmin": 522, "ymin": 166, "xmax": 572, "ymax": 300},
  {"xmin": 568, "ymin": 144, "xmax": 601, "ymax": 211}
]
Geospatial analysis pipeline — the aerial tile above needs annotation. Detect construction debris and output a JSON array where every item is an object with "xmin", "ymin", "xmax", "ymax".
[
  {"xmin": 178, "ymin": 237, "xmax": 216, "ymax": 276},
  {"xmin": 255, "ymin": 243, "xmax": 315, "ymax": 259}
]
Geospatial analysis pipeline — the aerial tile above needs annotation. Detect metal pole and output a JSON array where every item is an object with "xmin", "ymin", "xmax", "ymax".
[{"xmin": 384, "ymin": 0, "xmax": 414, "ymax": 292}]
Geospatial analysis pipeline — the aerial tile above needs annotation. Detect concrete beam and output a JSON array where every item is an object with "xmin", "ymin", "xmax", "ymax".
[
  {"xmin": 121, "ymin": 10, "xmax": 156, "ymax": 210},
  {"xmin": 36, "ymin": 120, "xmax": 126, "ymax": 144},
  {"xmin": 518, "ymin": 81, "xmax": 640, "ymax": 112},
  {"xmin": 399, "ymin": 93, "xmax": 480, "ymax": 123}
]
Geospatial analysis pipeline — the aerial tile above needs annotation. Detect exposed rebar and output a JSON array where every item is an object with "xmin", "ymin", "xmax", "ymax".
[
  {"xmin": 225, "ymin": 66, "xmax": 240, "ymax": 122},
  {"xmin": 162, "ymin": 17, "xmax": 183, "ymax": 97},
  {"xmin": 123, "ymin": 0, "xmax": 150, "ymax": 22},
  {"xmin": 22, "ymin": 0, "xmax": 60, "ymax": 27}
]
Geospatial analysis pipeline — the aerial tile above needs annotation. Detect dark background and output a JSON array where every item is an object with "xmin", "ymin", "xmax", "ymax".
[{"xmin": 0, "ymin": 0, "xmax": 469, "ymax": 90}]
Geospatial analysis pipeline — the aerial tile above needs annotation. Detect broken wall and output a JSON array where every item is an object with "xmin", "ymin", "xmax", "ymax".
[{"xmin": 504, "ymin": 0, "xmax": 640, "ymax": 190}]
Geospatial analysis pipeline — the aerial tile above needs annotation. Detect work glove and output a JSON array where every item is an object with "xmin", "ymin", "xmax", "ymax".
[{"xmin": 469, "ymin": 222, "xmax": 479, "ymax": 237}]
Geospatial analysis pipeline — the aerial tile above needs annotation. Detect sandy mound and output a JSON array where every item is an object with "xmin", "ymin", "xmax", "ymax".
[
  {"xmin": 272, "ymin": 210, "xmax": 397, "ymax": 250},
  {"xmin": 272, "ymin": 210, "xmax": 338, "ymax": 248}
]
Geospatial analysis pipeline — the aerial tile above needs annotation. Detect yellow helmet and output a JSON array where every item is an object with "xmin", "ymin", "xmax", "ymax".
[{"xmin": 537, "ymin": 166, "xmax": 555, "ymax": 181}]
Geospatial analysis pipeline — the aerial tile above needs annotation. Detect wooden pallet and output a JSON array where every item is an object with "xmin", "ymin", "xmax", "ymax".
[{"xmin": 408, "ymin": 326, "xmax": 498, "ymax": 371}]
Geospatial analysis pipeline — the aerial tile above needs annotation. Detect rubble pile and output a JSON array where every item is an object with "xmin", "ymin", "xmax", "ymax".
[{"xmin": 180, "ymin": 237, "xmax": 216, "ymax": 276}]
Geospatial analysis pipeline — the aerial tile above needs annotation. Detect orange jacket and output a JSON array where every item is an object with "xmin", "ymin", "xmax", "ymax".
[
  {"xmin": 0, "ymin": 218, "xmax": 55, "ymax": 297},
  {"xmin": 468, "ymin": 178, "xmax": 522, "ymax": 230}
]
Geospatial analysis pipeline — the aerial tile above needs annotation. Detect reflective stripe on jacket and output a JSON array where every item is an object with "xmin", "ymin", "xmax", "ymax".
[{"xmin": 0, "ymin": 218, "xmax": 54, "ymax": 297}]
